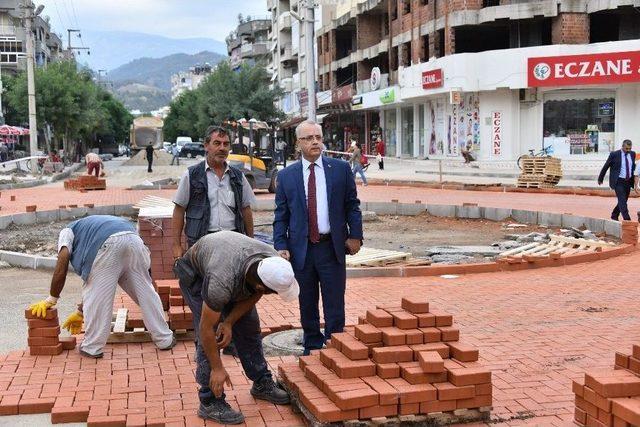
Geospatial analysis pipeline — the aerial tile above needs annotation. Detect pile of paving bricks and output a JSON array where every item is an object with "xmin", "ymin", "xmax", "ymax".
[
  {"xmin": 621, "ymin": 220, "xmax": 638, "ymax": 245},
  {"xmin": 278, "ymin": 297, "xmax": 492, "ymax": 424},
  {"xmin": 573, "ymin": 344, "xmax": 640, "ymax": 426},
  {"xmin": 63, "ymin": 175, "xmax": 106, "ymax": 191},
  {"xmin": 138, "ymin": 215, "xmax": 184, "ymax": 281},
  {"xmin": 25, "ymin": 308, "xmax": 76, "ymax": 356},
  {"xmin": 155, "ymin": 279, "xmax": 193, "ymax": 330}
]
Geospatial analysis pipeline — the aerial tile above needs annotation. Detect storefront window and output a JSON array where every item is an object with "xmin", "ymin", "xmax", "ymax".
[
  {"xmin": 401, "ymin": 107, "xmax": 413, "ymax": 156},
  {"xmin": 384, "ymin": 109, "xmax": 397, "ymax": 156},
  {"xmin": 543, "ymin": 93, "xmax": 615, "ymax": 155}
]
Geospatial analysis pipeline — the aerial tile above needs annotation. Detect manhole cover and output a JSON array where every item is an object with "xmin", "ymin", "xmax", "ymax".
[{"xmin": 262, "ymin": 328, "xmax": 309, "ymax": 356}]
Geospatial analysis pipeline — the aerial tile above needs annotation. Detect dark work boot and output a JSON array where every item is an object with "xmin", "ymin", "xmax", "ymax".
[
  {"xmin": 250, "ymin": 376, "xmax": 291, "ymax": 405},
  {"xmin": 197, "ymin": 399, "xmax": 244, "ymax": 424}
]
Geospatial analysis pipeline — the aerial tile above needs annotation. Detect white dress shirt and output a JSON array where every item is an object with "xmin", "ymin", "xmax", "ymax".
[
  {"xmin": 301, "ymin": 156, "xmax": 331, "ymax": 234},
  {"xmin": 620, "ymin": 151, "xmax": 632, "ymax": 179}
]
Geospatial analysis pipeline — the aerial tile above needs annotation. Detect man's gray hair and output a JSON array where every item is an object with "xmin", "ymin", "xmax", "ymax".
[
  {"xmin": 295, "ymin": 119, "xmax": 322, "ymax": 139},
  {"xmin": 623, "ymin": 139, "xmax": 633, "ymax": 146}
]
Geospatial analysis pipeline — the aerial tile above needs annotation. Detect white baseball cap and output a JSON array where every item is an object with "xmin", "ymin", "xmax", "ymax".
[{"xmin": 257, "ymin": 257, "xmax": 299, "ymax": 302}]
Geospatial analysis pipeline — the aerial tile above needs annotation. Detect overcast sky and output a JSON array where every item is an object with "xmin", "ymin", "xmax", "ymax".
[{"xmin": 37, "ymin": 0, "xmax": 269, "ymax": 41}]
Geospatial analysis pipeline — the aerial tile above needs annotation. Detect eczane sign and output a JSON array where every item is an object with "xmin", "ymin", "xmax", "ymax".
[{"xmin": 528, "ymin": 51, "xmax": 640, "ymax": 87}]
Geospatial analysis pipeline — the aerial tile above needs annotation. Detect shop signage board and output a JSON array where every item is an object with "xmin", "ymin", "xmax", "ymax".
[
  {"xmin": 492, "ymin": 111, "xmax": 502, "ymax": 157},
  {"xmin": 332, "ymin": 85, "xmax": 354, "ymax": 104},
  {"xmin": 379, "ymin": 88, "xmax": 395, "ymax": 104},
  {"xmin": 351, "ymin": 86, "xmax": 401, "ymax": 110},
  {"xmin": 598, "ymin": 101, "xmax": 614, "ymax": 117},
  {"xmin": 528, "ymin": 51, "xmax": 640, "ymax": 87},
  {"xmin": 449, "ymin": 90, "xmax": 462, "ymax": 105},
  {"xmin": 370, "ymin": 67, "xmax": 381, "ymax": 91},
  {"xmin": 422, "ymin": 69, "xmax": 443, "ymax": 89}
]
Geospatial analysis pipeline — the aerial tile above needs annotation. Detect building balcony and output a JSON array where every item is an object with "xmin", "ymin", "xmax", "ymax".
[
  {"xmin": 280, "ymin": 43, "xmax": 296, "ymax": 63},
  {"xmin": 281, "ymin": 77, "xmax": 293, "ymax": 92},
  {"xmin": 279, "ymin": 12, "xmax": 292, "ymax": 29},
  {"xmin": 241, "ymin": 42, "xmax": 270, "ymax": 58},
  {"xmin": 356, "ymin": 73, "xmax": 389, "ymax": 94},
  {"xmin": 0, "ymin": 25, "xmax": 15, "ymax": 36}
]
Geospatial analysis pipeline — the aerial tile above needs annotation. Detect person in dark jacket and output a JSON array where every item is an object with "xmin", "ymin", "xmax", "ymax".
[
  {"xmin": 598, "ymin": 139, "xmax": 636, "ymax": 221},
  {"xmin": 145, "ymin": 143, "xmax": 157, "ymax": 173}
]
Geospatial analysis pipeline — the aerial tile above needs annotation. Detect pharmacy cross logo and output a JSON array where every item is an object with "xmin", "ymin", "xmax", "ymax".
[{"xmin": 533, "ymin": 63, "xmax": 551, "ymax": 80}]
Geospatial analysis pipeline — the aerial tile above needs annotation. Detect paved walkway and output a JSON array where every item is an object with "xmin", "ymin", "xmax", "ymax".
[{"xmin": 0, "ymin": 181, "xmax": 638, "ymax": 426}]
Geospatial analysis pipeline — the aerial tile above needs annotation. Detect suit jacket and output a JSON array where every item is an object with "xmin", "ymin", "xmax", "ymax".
[
  {"xmin": 273, "ymin": 156, "xmax": 363, "ymax": 271},
  {"xmin": 599, "ymin": 150, "xmax": 636, "ymax": 189}
]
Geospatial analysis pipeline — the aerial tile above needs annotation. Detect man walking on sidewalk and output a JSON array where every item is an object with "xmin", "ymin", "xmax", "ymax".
[{"xmin": 599, "ymin": 139, "xmax": 636, "ymax": 221}]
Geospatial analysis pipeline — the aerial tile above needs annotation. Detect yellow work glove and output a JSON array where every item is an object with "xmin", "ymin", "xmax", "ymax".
[
  {"xmin": 62, "ymin": 311, "xmax": 84, "ymax": 335},
  {"xmin": 29, "ymin": 296, "xmax": 57, "ymax": 318}
]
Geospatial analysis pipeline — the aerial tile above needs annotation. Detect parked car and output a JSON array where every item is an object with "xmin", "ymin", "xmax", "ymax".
[
  {"xmin": 162, "ymin": 142, "xmax": 172, "ymax": 152},
  {"xmin": 176, "ymin": 136, "xmax": 192, "ymax": 152},
  {"xmin": 179, "ymin": 142, "xmax": 205, "ymax": 158}
]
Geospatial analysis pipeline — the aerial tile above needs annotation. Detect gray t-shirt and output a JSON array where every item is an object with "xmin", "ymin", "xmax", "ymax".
[
  {"xmin": 187, "ymin": 230, "xmax": 278, "ymax": 312},
  {"xmin": 173, "ymin": 162, "xmax": 256, "ymax": 232}
]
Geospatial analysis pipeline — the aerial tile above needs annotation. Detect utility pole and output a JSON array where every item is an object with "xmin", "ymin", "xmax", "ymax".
[
  {"xmin": 67, "ymin": 29, "xmax": 90, "ymax": 55},
  {"xmin": 22, "ymin": 0, "xmax": 43, "ymax": 172},
  {"xmin": 0, "ymin": 62, "xmax": 5, "ymax": 126},
  {"xmin": 303, "ymin": 0, "xmax": 316, "ymax": 122}
]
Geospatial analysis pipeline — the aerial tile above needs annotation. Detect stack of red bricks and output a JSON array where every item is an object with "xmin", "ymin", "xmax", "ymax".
[
  {"xmin": 25, "ymin": 308, "xmax": 76, "ymax": 356},
  {"xmin": 278, "ymin": 297, "xmax": 492, "ymax": 423},
  {"xmin": 158, "ymin": 279, "xmax": 193, "ymax": 330},
  {"xmin": 621, "ymin": 220, "xmax": 638, "ymax": 245},
  {"xmin": 63, "ymin": 175, "xmax": 106, "ymax": 191},
  {"xmin": 139, "ymin": 216, "xmax": 184, "ymax": 281},
  {"xmin": 573, "ymin": 344, "xmax": 640, "ymax": 426}
]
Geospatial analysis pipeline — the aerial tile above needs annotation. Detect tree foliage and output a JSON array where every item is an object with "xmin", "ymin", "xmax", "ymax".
[
  {"xmin": 163, "ymin": 62, "xmax": 282, "ymax": 143},
  {"xmin": 3, "ymin": 60, "xmax": 132, "ymax": 153}
]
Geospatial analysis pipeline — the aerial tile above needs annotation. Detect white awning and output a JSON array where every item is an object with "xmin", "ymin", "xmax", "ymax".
[{"xmin": 317, "ymin": 113, "xmax": 328, "ymax": 124}]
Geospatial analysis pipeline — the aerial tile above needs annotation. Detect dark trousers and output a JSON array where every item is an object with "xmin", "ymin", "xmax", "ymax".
[
  {"xmin": 178, "ymin": 268, "xmax": 270, "ymax": 405},
  {"xmin": 294, "ymin": 240, "xmax": 346, "ymax": 354},
  {"xmin": 378, "ymin": 159, "xmax": 384, "ymax": 170},
  {"xmin": 147, "ymin": 157, "xmax": 153, "ymax": 172},
  {"xmin": 612, "ymin": 178, "xmax": 632, "ymax": 221}
]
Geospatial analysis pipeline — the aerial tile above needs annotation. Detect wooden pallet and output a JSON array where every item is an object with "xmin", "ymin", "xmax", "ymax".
[
  {"xmin": 498, "ymin": 234, "xmax": 615, "ymax": 259},
  {"xmin": 346, "ymin": 247, "xmax": 412, "ymax": 267},
  {"xmin": 107, "ymin": 308, "xmax": 194, "ymax": 343}
]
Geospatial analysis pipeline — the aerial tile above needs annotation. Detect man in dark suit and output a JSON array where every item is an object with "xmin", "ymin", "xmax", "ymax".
[
  {"xmin": 273, "ymin": 119, "xmax": 363, "ymax": 355},
  {"xmin": 598, "ymin": 139, "xmax": 635, "ymax": 221}
]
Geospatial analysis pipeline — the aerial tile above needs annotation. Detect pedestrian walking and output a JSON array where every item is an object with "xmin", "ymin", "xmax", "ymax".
[
  {"xmin": 598, "ymin": 139, "xmax": 635, "ymax": 221},
  {"xmin": 28, "ymin": 215, "xmax": 175, "ymax": 358},
  {"xmin": 85, "ymin": 152, "xmax": 103, "ymax": 177},
  {"xmin": 170, "ymin": 143, "xmax": 180, "ymax": 166},
  {"xmin": 350, "ymin": 141, "xmax": 368, "ymax": 186},
  {"xmin": 174, "ymin": 231, "xmax": 296, "ymax": 424},
  {"xmin": 145, "ymin": 143, "xmax": 157, "ymax": 173},
  {"xmin": 273, "ymin": 119, "xmax": 363, "ymax": 355},
  {"xmin": 375, "ymin": 137, "xmax": 385, "ymax": 170}
]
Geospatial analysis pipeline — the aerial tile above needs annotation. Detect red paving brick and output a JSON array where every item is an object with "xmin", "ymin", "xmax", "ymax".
[{"xmin": 1, "ymin": 184, "xmax": 639, "ymax": 425}]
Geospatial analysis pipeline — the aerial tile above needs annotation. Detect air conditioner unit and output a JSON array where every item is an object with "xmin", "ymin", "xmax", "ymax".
[{"xmin": 519, "ymin": 88, "xmax": 538, "ymax": 103}]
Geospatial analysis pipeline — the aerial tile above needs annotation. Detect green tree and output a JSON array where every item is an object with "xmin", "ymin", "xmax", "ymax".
[{"xmin": 163, "ymin": 89, "xmax": 201, "ymax": 142}]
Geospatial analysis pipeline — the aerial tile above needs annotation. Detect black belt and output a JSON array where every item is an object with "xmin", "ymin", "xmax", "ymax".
[
  {"xmin": 311, "ymin": 233, "xmax": 331, "ymax": 243},
  {"xmin": 207, "ymin": 229, "xmax": 238, "ymax": 234}
]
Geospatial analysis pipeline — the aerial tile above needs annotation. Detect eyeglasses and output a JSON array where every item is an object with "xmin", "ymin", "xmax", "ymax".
[{"xmin": 298, "ymin": 135, "xmax": 322, "ymax": 143}]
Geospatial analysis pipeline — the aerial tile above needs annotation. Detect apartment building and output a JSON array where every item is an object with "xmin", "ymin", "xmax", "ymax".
[
  {"xmin": 170, "ymin": 63, "xmax": 214, "ymax": 100},
  {"xmin": 317, "ymin": 0, "xmax": 640, "ymax": 165},
  {"xmin": 226, "ymin": 17, "xmax": 272, "ymax": 70},
  {"xmin": 0, "ymin": 1, "xmax": 65, "ymax": 73}
]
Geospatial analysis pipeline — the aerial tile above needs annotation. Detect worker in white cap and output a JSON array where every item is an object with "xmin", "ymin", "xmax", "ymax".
[{"xmin": 174, "ymin": 230, "xmax": 298, "ymax": 425}]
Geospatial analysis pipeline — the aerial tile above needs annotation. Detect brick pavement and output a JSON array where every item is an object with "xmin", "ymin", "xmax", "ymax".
[{"xmin": 1, "ymin": 183, "xmax": 639, "ymax": 425}]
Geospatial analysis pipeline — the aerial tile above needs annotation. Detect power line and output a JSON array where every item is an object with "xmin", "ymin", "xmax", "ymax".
[{"xmin": 68, "ymin": 0, "xmax": 85, "ymax": 49}]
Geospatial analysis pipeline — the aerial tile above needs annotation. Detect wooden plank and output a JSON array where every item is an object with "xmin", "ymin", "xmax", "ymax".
[
  {"xmin": 499, "ymin": 242, "xmax": 538, "ymax": 257},
  {"xmin": 113, "ymin": 308, "xmax": 128, "ymax": 334},
  {"xmin": 549, "ymin": 235, "xmax": 615, "ymax": 248}
]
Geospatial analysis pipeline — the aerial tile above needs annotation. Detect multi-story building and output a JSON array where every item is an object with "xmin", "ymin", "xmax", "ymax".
[
  {"xmin": 170, "ymin": 63, "xmax": 213, "ymax": 100},
  {"xmin": 0, "ymin": 1, "xmax": 66, "ymax": 73},
  {"xmin": 227, "ymin": 17, "xmax": 272, "ymax": 71},
  {"xmin": 317, "ymin": 0, "xmax": 640, "ymax": 165}
]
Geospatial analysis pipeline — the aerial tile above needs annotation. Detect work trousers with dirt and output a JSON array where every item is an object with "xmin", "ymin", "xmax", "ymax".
[
  {"xmin": 87, "ymin": 161, "xmax": 101, "ymax": 177},
  {"xmin": 80, "ymin": 234, "xmax": 174, "ymax": 356},
  {"xmin": 178, "ymin": 271, "xmax": 271, "ymax": 405}
]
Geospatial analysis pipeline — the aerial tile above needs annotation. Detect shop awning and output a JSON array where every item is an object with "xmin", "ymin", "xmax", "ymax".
[
  {"xmin": 279, "ymin": 116, "xmax": 305, "ymax": 129},
  {"xmin": 317, "ymin": 101, "xmax": 351, "ymax": 115},
  {"xmin": 317, "ymin": 113, "xmax": 328, "ymax": 124}
]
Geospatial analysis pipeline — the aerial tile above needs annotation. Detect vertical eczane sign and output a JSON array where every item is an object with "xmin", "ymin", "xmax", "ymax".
[{"xmin": 492, "ymin": 111, "xmax": 502, "ymax": 157}]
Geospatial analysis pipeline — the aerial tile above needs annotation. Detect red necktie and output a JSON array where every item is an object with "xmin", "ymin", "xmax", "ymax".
[
  {"xmin": 626, "ymin": 154, "xmax": 631, "ymax": 180},
  {"xmin": 308, "ymin": 164, "xmax": 320, "ymax": 243}
]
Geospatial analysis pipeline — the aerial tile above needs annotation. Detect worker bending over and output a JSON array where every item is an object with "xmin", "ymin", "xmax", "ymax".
[{"xmin": 29, "ymin": 215, "xmax": 175, "ymax": 358}]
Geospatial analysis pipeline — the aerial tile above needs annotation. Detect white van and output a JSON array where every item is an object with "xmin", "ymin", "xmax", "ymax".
[{"xmin": 176, "ymin": 136, "xmax": 192, "ymax": 152}]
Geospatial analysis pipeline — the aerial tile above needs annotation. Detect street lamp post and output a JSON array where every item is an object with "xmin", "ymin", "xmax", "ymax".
[{"xmin": 22, "ymin": 1, "xmax": 43, "ymax": 173}]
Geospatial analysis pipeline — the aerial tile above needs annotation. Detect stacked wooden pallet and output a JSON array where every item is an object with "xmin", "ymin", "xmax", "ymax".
[
  {"xmin": 517, "ymin": 156, "xmax": 562, "ymax": 188},
  {"xmin": 346, "ymin": 247, "xmax": 430, "ymax": 267},
  {"xmin": 498, "ymin": 235, "xmax": 615, "ymax": 260}
]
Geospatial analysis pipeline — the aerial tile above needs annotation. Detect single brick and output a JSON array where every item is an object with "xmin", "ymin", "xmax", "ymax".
[
  {"xmin": 59, "ymin": 336, "xmax": 77, "ymax": 350},
  {"xmin": 380, "ymin": 327, "xmax": 406, "ymax": 346},
  {"xmin": 418, "ymin": 351, "xmax": 445, "ymax": 373},
  {"xmin": 448, "ymin": 368, "xmax": 492, "ymax": 387},
  {"xmin": 456, "ymin": 394, "xmax": 492, "ymax": 409},
  {"xmin": 333, "ymin": 358, "xmax": 376, "ymax": 379},
  {"xmin": 615, "ymin": 353, "xmax": 630, "ymax": 369},
  {"xmin": 399, "ymin": 402, "xmax": 421, "ymax": 415},
  {"xmin": 361, "ymin": 376, "xmax": 399, "ymax": 406},
  {"xmin": 386, "ymin": 377, "xmax": 437, "ymax": 404},
  {"xmin": 0, "ymin": 394, "xmax": 19, "ymax": 415},
  {"xmin": 628, "ymin": 357, "xmax": 640, "ymax": 375},
  {"xmin": 430, "ymin": 310, "xmax": 453, "ymax": 327},
  {"xmin": 411, "ymin": 342, "xmax": 450, "ymax": 359},
  {"xmin": 307, "ymin": 398, "xmax": 358, "ymax": 423},
  {"xmin": 18, "ymin": 398, "xmax": 56, "ymax": 414},
  {"xmin": 27, "ymin": 318, "xmax": 59, "ymax": 329},
  {"xmin": 332, "ymin": 388, "xmax": 379, "ymax": 411},
  {"xmin": 354, "ymin": 324, "xmax": 382, "ymax": 344},
  {"xmin": 365, "ymin": 309, "xmax": 394, "ymax": 327},
  {"xmin": 29, "ymin": 343, "xmax": 63, "ymax": 356},
  {"xmin": 86, "ymin": 415, "xmax": 127, "ymax": 426},
  {"xmin": 340, "ymin": 339, "xmax": 369, "ymax": 361},
  {"xmin": 448, "ymin": 342, "xmax": 479, "ymax": 362},
  {"xmin": 573, "ymin": 379, "xmax": 585, "ymax": 397},
  {"xmin": 420, "ymin": 327, "xmax": 441, "ymax": 343},
  {"xmin": 51, "ymin": 406, "xmax": 90, "ymax": 423},
  {"xmin": 585, "ymin": 371, "xmax": 640, "ymax": 398},
  {"xmin": 575, "ymin": 407, "xmax": 587, "ymax": 425},
  {"xmin": 421, "ymin": 399, "xmax": 457, "ymax": 414},
  {"xmin": 401, "ymin": 364, "xmax": 447, "ymax": 385},
  {"xmin": 319, "ymin": 348, "xmax": 342, "ymax": 370},
  {"xmin": 475, "ymin": 382, "xmax": 492, "ymax": 396},
  {"xmin": 372, "ymin": 346, "xmax": 413, "ymax": 364},
  {"xmin": 438, "ymin": 326, "xmax": 460, "ymax": 342},
  {"xmin": 376, "ymin": 363, "xmax": 400, "ymax": 379},
  {"xmin": 401, "ymin": 297, "xmax": 429, "ymax": 314},
  {"xmin": 415, "ymin": 313, "xmax": 436, "ymax": 327},
  {"xmin": 27, "ymin": 336, "xmax": 60, "ymax": 347},
  {"xmin": 329, "ymin": 332, "xmax": 353, "ymax": 352},
  {"xmin": 392, "ymin": 311, "xmax": 418, "ymax": 329},
  {"xmin": 434, "ymin": 382, "xmax": 475, "ymax": 400},
  {"xmin": 28, "ymin": 326, "xmax": 61, "ymax": 337},
  {"xmin": 405, "ymin": 329, "xmax": 423, "ymax": 345},
  {"xmin": 359, "ymin": 404, "xmax": 398, "ymax": 419},
  {"xmin": 633, "ymin": 345, "xmax": 640, "ymax": 359},
  {"xmin": 611, "ymin": 398, "xmax": 640, "ymax": 426},
  {"xmin": 24, "ymin": 307, "xmax": 58, "ymax": 320}
]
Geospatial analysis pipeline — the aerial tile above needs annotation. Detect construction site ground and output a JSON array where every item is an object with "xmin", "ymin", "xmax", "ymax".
[{"xmin": 0, "ymin": 165, "xmax": 639, "ymax": 426}]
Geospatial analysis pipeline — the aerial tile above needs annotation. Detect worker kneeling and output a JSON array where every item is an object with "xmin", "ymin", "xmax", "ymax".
[
  {"xmin": 28, "ymin": 215, "xmax": 175, "ymax": 358},
  {"xmin": 174, "ymin": 231, "xmax": 297, "ymax": 424}
]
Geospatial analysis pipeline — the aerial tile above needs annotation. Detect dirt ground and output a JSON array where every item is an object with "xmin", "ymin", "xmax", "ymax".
[{"xmin": 0, "ymin": 211, "xmax": 549, "ymax": 258}]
